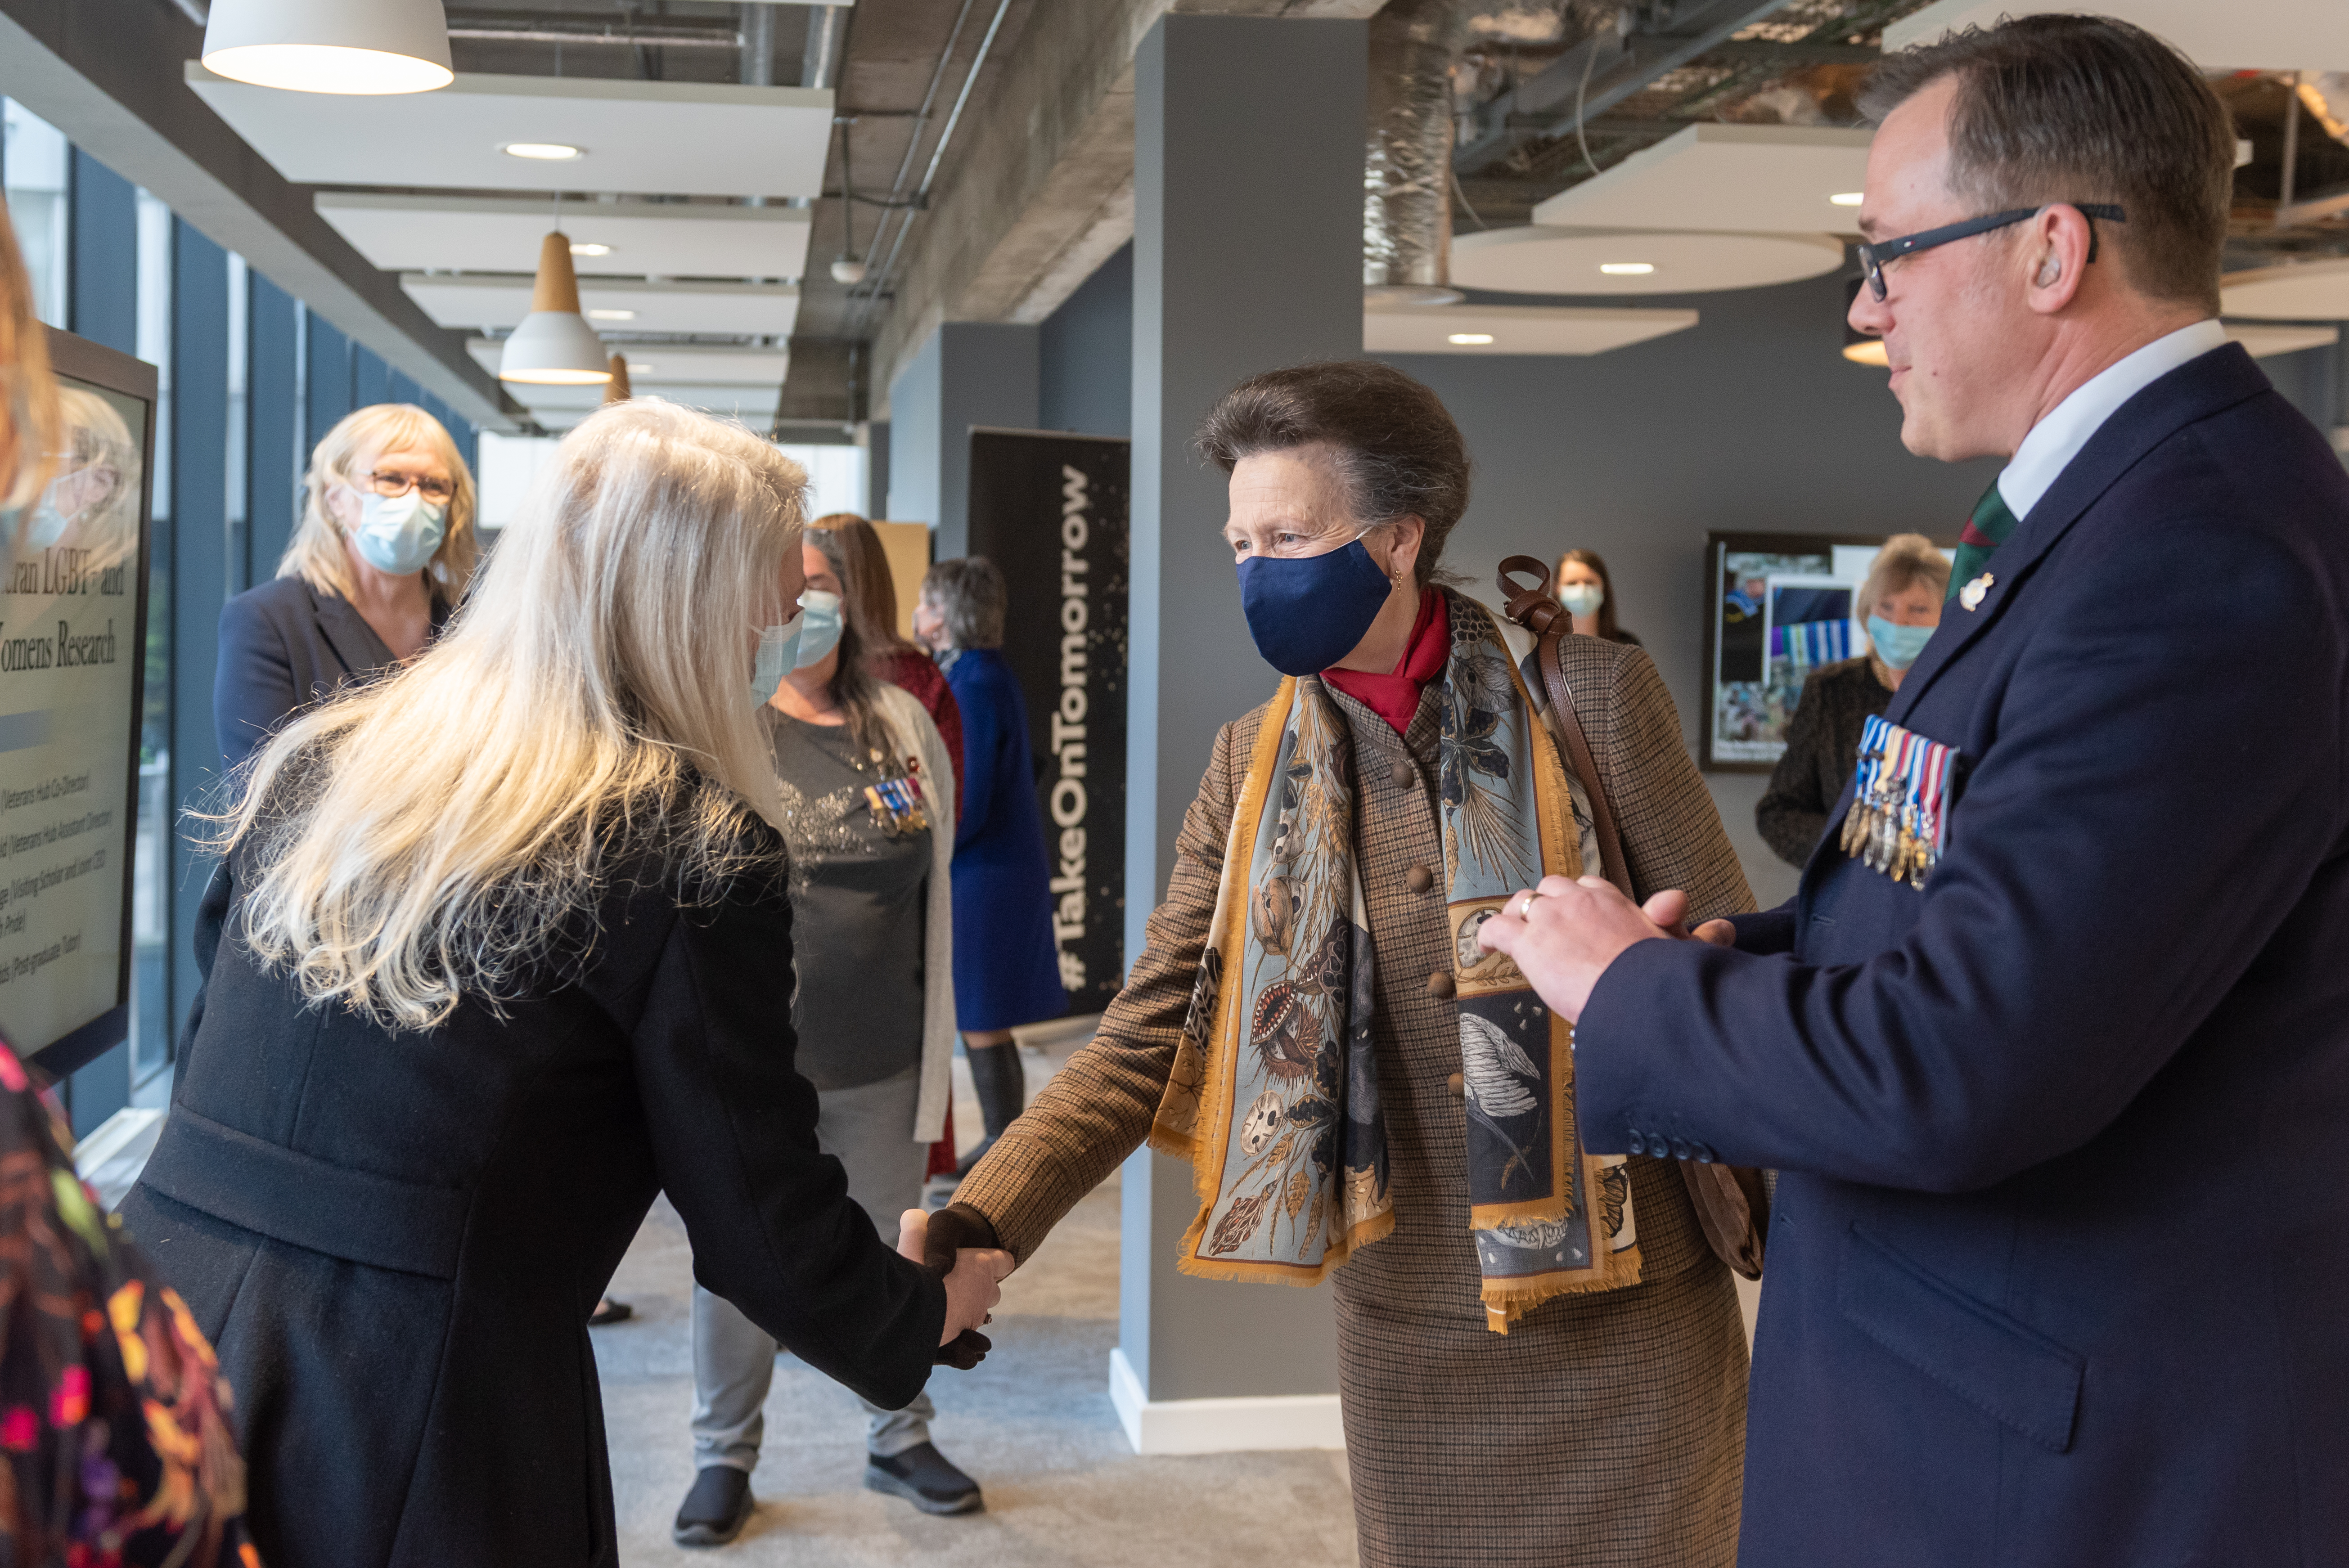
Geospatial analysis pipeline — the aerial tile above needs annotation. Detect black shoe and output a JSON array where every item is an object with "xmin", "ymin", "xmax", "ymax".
[
  {"xmin": 672, "ymin": 1465, "xmax": 753, "ymax": 1546},
  {"xmin": 865, "ymin": 1442, "xmax": 984, "ymax": 1515},
  {"xmin": 589, "ymin": 1296, "xmax": 633, "ymax": 1326}
]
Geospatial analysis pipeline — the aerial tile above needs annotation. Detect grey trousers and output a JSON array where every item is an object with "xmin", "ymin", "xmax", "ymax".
[{"xmin": 690, "ymin": 1065, "xmax": 937, "ymax": 1472}]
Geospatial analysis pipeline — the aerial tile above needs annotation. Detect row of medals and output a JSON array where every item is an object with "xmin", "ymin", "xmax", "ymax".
[{"xmin": 1840, "ymin": 762, "xmax": 1935, "ymax": 890}]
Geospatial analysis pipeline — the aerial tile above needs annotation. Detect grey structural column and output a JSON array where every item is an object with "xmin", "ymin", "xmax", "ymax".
[{"xmin": 1119, "ymin": 12, "xmax": 1367, "ymax": 1409}]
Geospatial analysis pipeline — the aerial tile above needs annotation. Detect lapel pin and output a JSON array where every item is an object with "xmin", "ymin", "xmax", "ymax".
[{"xmin": 1959, "ymin": 572, "xmax": 1994, "ymax": 611}]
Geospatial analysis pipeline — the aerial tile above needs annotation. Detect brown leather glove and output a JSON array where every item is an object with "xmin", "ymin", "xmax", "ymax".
[{"xmin": 926, "ymin": 1202, "xmax": 1004, "ymax": 1370}]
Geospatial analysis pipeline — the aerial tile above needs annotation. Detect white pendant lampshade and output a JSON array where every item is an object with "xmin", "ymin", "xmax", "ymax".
[
  {"xmin": 602, "ymin": 354, "xmax": 633, "ymax": 404},
  {"xmin": 500, "ymin": 234, "xmax": 613, "ymax": 387},
  {"xmin": 202, "ymin": 0, "xmax": 454, "ymax": 95}
]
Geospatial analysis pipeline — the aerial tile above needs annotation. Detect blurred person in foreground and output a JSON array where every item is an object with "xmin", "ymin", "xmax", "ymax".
[
  {"xmin": 1754, "ymin": 534, "xmax": 1948, "ymax": 866},
  {"xmin": 911, "ymin": 560, "xmax": 1066, "ymax": 1176},
  {"xmin": 215, "ymin": 403, "xmax": 479, "ymax": 773},
  {"xmin": 1554, "ymin": 547, "xmax": 1640, "ymax": 645},
  {"xmin": 118, "ymin": 399, "xmax": 1008, "ymax": 1568},
  {"xmin": 678, "ymin": 522, "xmax": 972, "ymax": 1544},
  {"xmin": 932, "ymin": 361, "xmax": 1757, "ymax": 1566},
  {"xmin": 1478, "ymin": 18, "xmax": 2349, "ymax": 1568},
  {"xmin": 0, "ymin": 190, "xmax": 257, "ymax": 1568}
]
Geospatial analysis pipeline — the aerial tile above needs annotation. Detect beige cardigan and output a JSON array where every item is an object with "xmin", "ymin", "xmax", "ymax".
[{"xmin": 869, "ymin": 681, "xmax": 959, "ymax": 1144}]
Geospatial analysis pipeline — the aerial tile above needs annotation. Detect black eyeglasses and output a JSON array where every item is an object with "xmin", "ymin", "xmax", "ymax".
[{"xmin": 1856, "ymin": 203, "xmax": 2125, "ymax": 301}]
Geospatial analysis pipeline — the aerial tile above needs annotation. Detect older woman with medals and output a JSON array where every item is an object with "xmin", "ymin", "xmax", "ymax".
[{"xmin": 929, "ymin": 360, "xmax": 1756, "ymax": 1565}]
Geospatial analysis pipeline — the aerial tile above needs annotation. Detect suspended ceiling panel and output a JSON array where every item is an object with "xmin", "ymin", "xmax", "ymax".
[
  {"xmin": 408, "ymin": 275, "xmax": 799, "ymax": 336},
  {"xmin": 186, "ymin": 67, "xmax": 833, "ymax": 199},
  {"xmin": 508, "ymin": 384, "xmax": 784, "ymax": 431},
  {"xmin": 1885, "ymin": 0, "xmax": 2349, "ymax": 69},
  {"xmin": 320, "ymin": 195, "xmax": 811, "ymax": 282},
  {"xmin": 1529, "ymin": 125, "xmax": 1874, "ymax": 234},
  {"xmin": 2223, "ymin": 323, "xmax": 2340, "ymax": 359},
  {"xmin": 466, "ymin": 340, "xmax": 792, "ymax": 385},
  {"xmin": 1451, "ymin": 228, "xmax": 1846, "ymax": 295},
  {"xmin": 2219, "ymin": 258, "xmax": 2349, "ymax": 320},
  {"xmin": 1364, "ymin": 304, "xmax": 1698, "ymax": 355}
]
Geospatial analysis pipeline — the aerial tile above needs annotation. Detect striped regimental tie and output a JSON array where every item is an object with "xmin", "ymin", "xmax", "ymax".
[{"xmin": 1948, "ymin": 480, "xmax": 2020, "ymax": 602}]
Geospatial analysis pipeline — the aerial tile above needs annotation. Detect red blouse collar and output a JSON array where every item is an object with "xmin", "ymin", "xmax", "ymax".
[{"xmin": 1320, "ymin": 589, "xmax": 1449, "ymax": 736}]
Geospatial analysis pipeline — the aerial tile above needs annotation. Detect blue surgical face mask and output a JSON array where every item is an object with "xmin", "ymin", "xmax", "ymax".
[
  {"xmin": 1558, "ymin": 582, "xmax": 1604, "ymax": 619},
  {"xmin": 792, "ymin": 589, "xmax": 844, "ymax": 669},
  {"xmin": 750, "ymin": 608, "xmax": 804, "ymax": 707},
  {"xmin": 1868, "ymin": 614, "xmax": 1934, "ymax": 670},
  {"xmin": 352, "ymin": 486, "xmax": 448, "ymax": 576},
  {"xmin": 1236, "ymin": 535, "xmax": 1395, "ymax": 677}
]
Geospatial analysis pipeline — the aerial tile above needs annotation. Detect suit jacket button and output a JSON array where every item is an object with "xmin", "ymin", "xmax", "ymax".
[
  {"xmin": 1390, "ymin": 757, "xmax": 1415, "ymax": 787},
  {"xmin": 1669, "ymin": 1137, "xmax": 1693, "ymax": 1160},
  {"xmin": 1406, "ymin": 864, "xmax": 1435, "ymax": 894},
  {"xmin": 1426, "ymin": 971, "xmax": 1456, "ymax": 1000},
  {"xmin": 1446, "ymin": 1072, "xmax": 1464, "ymax": 1100},
  {"xmin": 1626, "ymin": 1130, "xmax": 1647, "ymax": 1156}
]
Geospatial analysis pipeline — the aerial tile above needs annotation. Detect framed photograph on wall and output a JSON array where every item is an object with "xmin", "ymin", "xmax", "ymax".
[{"xmin": 1700, "ymin": 530, "xmax": 1953, "ymax": 773}]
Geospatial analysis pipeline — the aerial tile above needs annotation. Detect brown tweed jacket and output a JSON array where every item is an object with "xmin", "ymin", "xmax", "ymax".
[
  {"xmin": 960, "ymin": 602, "xmax": 1755, "ymax": 1266},
  {"xmin": 960, "ymin": 594, "xmax": 1755, "ymax": 1566}
]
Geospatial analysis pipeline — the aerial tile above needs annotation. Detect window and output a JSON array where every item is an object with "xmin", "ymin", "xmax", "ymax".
[{"xmin": 0, "ymin": 100, "xmax": 69, "ymax": 328}]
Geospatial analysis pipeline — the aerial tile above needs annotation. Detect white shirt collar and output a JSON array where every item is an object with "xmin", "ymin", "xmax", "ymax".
[{"xmin": 1995, "ymin": 318, "xmax": 2228, "ymax": 522}]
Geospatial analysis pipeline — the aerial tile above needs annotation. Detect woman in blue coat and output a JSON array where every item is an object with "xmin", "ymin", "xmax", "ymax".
[{"xmin": 914, "ymin": 557, "xmax": 1066, "ymax": 1172}]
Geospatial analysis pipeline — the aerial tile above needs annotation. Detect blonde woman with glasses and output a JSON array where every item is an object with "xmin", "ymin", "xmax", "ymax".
[
  {"xmin": 118, "ymin": 398, "xmax": 1010, "ymax": 1568},
  {"xmin": 214, "ymin": 402, "xmax": 480, "ymax": 772}
]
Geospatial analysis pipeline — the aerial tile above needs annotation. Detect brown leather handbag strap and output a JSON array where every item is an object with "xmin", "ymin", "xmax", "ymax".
[
  {"xmin": 1494, "ymin": 555, "xmax": 1769, "ymax": 1280},
  {"xmin": 1496, "ymin": 557, "xmax": 1629, "ymax": 894}
]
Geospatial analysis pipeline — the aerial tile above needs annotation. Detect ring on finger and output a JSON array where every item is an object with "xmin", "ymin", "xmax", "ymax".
[{"xmin": 1516, "ymin": 891, "xmax": 1539, "ymax": 920}]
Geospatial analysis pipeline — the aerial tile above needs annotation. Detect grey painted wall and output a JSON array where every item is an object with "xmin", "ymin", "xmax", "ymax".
[
  {"xmin": 1121, "ymin": 13, "xmax": 1365, "ymax": 1405},
  {"xmin": 883, "ymin": 322, "xmax": 1041, "ymax": 555},
  {"xmin": 1041, "ymin": 243, "xmax": 1134, "ymax": 439}
]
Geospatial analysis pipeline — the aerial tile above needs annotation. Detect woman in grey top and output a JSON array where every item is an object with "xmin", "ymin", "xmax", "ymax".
[{"xmin": 675, "ymin": 527, "xmax": 969, "ymax": 1545}]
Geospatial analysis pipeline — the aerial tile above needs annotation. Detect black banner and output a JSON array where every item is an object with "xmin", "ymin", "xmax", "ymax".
[{"xmin": 965, "ymin": 428, "xmax": 1130, "ymax": 1014}]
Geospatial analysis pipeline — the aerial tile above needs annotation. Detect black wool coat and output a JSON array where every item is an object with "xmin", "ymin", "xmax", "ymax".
[{"xmin": 117, "ymin": 822, "xmax": 947, "ymax": 1568}]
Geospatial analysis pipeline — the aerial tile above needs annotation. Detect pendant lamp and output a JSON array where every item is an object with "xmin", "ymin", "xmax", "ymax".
[
  {"xmin": 202, "ymin": 0, "xmax": 454, "ymax": 95},
  {"xmin": 500, "ymin": 234, "xmax": 613, "ymax": 387},
  {"xmin": 602, "ymin": 355, "xmax": 633, "ymax": 404}
]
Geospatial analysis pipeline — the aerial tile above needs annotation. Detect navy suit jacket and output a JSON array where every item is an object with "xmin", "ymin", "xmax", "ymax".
[
  {"xmin": 1580, "ymin": 345, "xmax": 2349, "ymax": 1567},
  {"xmin": 215, "ymin": 575, "xmax": 447, "ymax": 773}
]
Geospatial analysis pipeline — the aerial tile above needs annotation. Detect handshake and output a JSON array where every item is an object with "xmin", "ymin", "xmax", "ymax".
[{"xmin": 896, "ymin": 1204, "xmax": 1017, "ymax": 1370}]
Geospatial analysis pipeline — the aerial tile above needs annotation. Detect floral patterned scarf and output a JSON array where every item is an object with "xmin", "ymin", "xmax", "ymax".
[
  {"xmin": 0, "ymin": 1041, "xmax": 257, "ymax": 1567},
  {"xmin": 1151, "ymin": 593, "xmax": 1642, "ymax": 1332}
]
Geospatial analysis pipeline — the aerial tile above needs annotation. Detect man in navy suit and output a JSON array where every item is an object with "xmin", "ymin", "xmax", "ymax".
[{"xmin": 1483, "ymin": 16, "xmax": 2349, "ymax": 1568}]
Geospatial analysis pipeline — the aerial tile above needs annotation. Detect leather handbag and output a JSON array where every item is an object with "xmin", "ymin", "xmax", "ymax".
[{"xmin": 1494, "ymin": 555, "xmax": 1770, "ymax": 1280}]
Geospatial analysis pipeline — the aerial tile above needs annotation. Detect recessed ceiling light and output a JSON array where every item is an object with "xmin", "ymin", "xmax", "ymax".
[
  {"xmin": 627, "ymin": 362, "xmax": 655, "ymax": 374},
  {"xmin": 586, "ymin": 308, "xmax": 636, "ymax": 321},
  {"xmin": 569, "ymin": 242, "xmax": 612, "ymax": 257},
  {"xmin": 503, "ymin": 142, "xmax": 583, "ymax": 162},
  {"xmin": 1598, "ymin": 262, "xmax": 1655, "ymax": 276},
  {"xmin": 1830, "ymin": 192, "xmax": 1864, "ymax": 207},
  {"xmin": 1447, "ymin": 333, "xmax": 1496, "ymax": 345}
]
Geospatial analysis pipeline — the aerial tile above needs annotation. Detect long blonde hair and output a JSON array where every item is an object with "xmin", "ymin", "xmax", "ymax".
[
  {"xmin": 0, "ymin": 194, "xmax": 60, "ymax": 515},
  {"xmin": 227, "ymin": 398, "xmax": 806, "ymax": 1030},
  {"xmin": 281, "ymin": 403, "xmax": 480, "ymax": 602}
]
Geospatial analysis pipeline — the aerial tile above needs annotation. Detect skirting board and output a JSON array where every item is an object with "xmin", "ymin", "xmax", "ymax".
[{"xmin": 1107, "ymin": 1348, "xmax": 1346, "ymax": 1455}]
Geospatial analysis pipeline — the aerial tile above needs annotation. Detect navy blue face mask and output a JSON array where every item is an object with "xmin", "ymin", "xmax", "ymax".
[{"xmin": 1236, "ymin": 536, "xmax": 1395, "ymax": 676}]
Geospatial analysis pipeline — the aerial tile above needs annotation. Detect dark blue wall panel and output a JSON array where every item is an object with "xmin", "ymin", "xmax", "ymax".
[
  {"xmin": 306, "ymin": 317, "xmax": 353, "ymax": 446},
  {"xmin": 168, "ymin": 220, "xmax": 229, "ymax": 1057},
  {"xmin": 67, "ymin": 149, "xmax": 137, "ymax": 357},
  {"xmin": 354, "ymin": 346, "xmax": 390, "ymax": 411},
  {"xmin": 388, "ymin": 369, "xmax": 422, "ymax": 407},
  {"xmin": 248, "ymin": 272, "xmax": 300, "ymax": 584}
]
